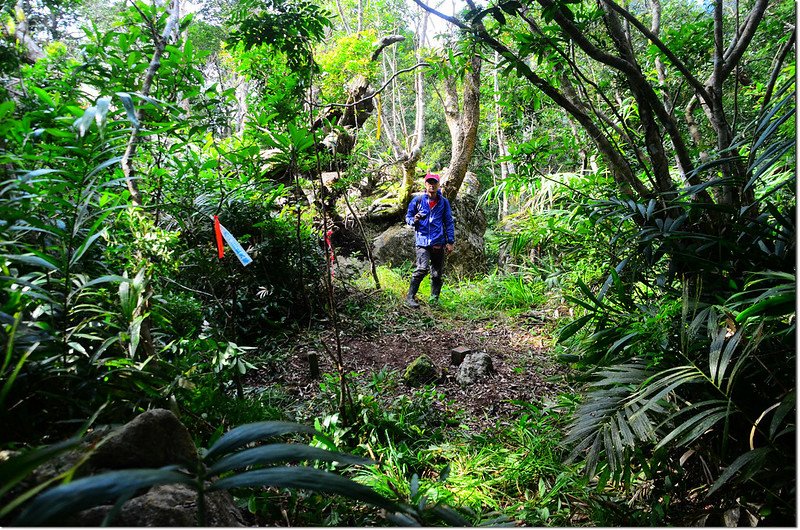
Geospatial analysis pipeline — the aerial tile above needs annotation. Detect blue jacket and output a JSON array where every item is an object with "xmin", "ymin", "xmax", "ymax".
[{"xmin": 405, "ymin": 190, "xmax": 455, "ymax": 247}]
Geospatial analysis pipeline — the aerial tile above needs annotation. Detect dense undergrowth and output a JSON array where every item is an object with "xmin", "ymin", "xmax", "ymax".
[
  {"xmin": 163, "ymin": 267, "xmax": 594, "ymax": 526},
  {"xmin": 1, "ymin": 0, "xmax": 795, "ymax": 526}
]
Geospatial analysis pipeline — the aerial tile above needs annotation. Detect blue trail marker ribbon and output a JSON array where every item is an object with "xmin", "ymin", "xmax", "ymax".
[{"xmin": 218, "ymin": 222, "xmax": 253, "ymax": 266}]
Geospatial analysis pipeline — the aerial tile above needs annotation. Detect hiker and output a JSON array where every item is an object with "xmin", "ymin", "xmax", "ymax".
[{"xmin": 404, "ymin": 172, "xmax": 455, "ymax": 307}]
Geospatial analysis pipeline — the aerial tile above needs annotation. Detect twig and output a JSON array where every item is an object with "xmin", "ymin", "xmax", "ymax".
[{"xmin": 315, "ymin": 63, "xmax": 430, "ymax": 110}]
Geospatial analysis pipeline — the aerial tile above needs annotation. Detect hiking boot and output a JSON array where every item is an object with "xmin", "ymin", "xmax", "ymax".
[{"xmin": 406, "ymin": 276, "xmax": 423, "ymax": 308}]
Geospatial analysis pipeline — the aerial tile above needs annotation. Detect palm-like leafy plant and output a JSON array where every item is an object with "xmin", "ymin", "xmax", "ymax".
[
  {"xmin": 560, "ymin": 81, "xmax": 795, "ymax": 522},
  {"xmin": 4, "ymin": 421, "xmax": 405, "ymax": 526},
  {"xmin": 0, "ymin": 90, "xmax": 146, "ymax": 440}
]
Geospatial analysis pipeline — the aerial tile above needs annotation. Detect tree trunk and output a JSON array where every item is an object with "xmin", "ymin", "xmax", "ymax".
[
  {"xmin": 119, "ymin": 0, "xmax": 181, "ymax": 361},
  {"xmin": 493, "ymin": 51, "xmax": 514, "ymax": 218},
  {"xmin": 12, "ymin": 1, "xmax": 45, "ymax": 64},
  {"xmin": 442, "ymin": 53, "xmax": 481, "ymax": 199}
]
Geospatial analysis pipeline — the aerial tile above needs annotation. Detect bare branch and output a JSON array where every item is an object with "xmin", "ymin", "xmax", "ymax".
[
  {"xmin": 371, "ymin": 34, "xmax": 405, "ymax": 61},
  {"xmin": 535, "ymin": 0, "xmax": 636, "ymax": 74},
  {"xmin": 320, "ymin": 62, "xmax": 430, "ymax": 109},
  {"xmin": 720, "ymin": 0, "xmax": 768, "ymax": 80},
  {"xmin": 410, "ymin": 0, "xmax": 470, "ymax": 30}
]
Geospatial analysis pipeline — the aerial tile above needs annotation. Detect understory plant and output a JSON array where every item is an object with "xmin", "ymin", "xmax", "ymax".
[
  {"xmin": 1, "ymin": 421, "xmax": 400, "ymax": 526},
  {"xmin": 557, "ymin": 82, "xmax": 795, "ymax": 524}
]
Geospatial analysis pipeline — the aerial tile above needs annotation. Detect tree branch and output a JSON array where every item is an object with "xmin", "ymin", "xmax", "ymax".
[
  {"xmin": 463, "ymin": 8, "xmax": 649, "ymax": 197},
  {"xmin": 602, "ymin": 0, "xmax": 712, "ymax": 109},
  {"xmin": 720, "ymin": 0, "xmax": 768, "ymax": 80},
  {"xmin": 320, "ymin": 62, "xmax": 430, "ymax": 109},
  {"xmin": 762, "ymin": 26, "xmax": 796, "ymax": 110},
  {"xmin": 534, "ymin": 0, "xmax": 637, "ymax": 74}
]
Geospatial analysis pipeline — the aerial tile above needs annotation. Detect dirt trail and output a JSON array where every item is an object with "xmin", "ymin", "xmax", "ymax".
[{"xmin": 247, "ymin": 305, "xmax": 572, "ymax": 432}]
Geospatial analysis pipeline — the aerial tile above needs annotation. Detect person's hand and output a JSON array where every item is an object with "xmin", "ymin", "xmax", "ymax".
[
  {"xmin": 413, "ymin": 213, "xmax": 425, "ymax": 223},
  {"xmin": 445, "ymin": 243, "xmax": 454, "ymax": 254}
]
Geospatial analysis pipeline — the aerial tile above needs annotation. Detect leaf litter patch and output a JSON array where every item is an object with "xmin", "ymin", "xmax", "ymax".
[{"xmin": 245, "ymin": 311, "xmax": 572, "ymax": 433}]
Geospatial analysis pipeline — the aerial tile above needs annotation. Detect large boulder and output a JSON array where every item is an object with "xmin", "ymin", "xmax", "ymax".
[
  {"xmin": 448, "ymin": 173, "xmax": 487, "ymax": 276},
  {"xmin": 12, "ymin": 409, "xmax": 245, "ymax": 527},
  {"xmin": 372, "ymin": 172, "xmax": 487, "ymax": 276},
  {"xmin": 372, "ymin": 223, "xmax": 416, "ymax": 266},
  {"xmin": 87, "ymin": 408, "xmax": 199, "ymax": 471}
]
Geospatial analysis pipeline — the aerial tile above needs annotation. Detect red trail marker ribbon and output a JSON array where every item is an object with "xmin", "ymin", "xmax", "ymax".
[
  {"xmin": 325, "ymin": 229, "xmax": 335, "ymax": 278},
  {"xmin": 213, "ymin": 215, "xmax": 224, "ymax": 258}
]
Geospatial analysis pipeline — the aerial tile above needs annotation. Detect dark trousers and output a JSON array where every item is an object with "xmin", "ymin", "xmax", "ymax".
[{"xmin": 410, "ymin": 245, "xmax": 445, "ymax": 297}]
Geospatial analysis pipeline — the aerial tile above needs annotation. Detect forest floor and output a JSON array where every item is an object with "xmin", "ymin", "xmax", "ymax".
[{"xmin": 246, "ymin": 290, "xmax": 573, "ymax": 432}]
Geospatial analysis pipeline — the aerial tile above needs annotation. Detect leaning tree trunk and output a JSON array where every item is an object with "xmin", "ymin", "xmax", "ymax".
[
  {"xmin": 442, "ymin": 52, "xmax": 481, "ymax": 200},
  {"xmin": 11, "ymin": 1, "xmax": 45, "ymax": 64}
]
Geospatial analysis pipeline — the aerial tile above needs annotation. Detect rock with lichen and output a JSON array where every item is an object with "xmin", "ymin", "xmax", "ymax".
[{"xmin": 403, "ymin": 354, "xmax": 439, "ymax": 386}]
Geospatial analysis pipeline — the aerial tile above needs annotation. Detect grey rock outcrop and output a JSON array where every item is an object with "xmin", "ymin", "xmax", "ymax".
[
  {"xmin": 447, "ymin": 171, "xmax": 487, "ymax": 277},
  {"xmin": 17, "ymin": 409, "xmax": 244, "ymax": 527},
  {"xmin": 372, "ymin": 223, "xmax": 416, "ymax": 267},
  {"xmin": 68, "ymin": 484, "xmax": 244, "ymax": 527},
  {"xmin": 456, "ymin": 352, "xmax": 494, "ymax": 386}
]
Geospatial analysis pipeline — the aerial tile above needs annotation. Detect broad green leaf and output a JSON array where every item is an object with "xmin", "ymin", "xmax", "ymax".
[
  {"xmin": 13, "ymin": 468, "xmax": 192, "ymax": 526},
  {"xmin": 429, "ymin": 504, "xmax": 471, "ymax": 526},
  {"xmin": 714, "ymin": 328, "xmax": 743, "ymax": 387},
  {"xmin": 208, "ymin": 443, "xmax": 373, "ymax": 475},
  {"xmin": 557, "ymin": 314, "xmax": 593, "ymax": 342},
  {"xmin": 655, "ymin": 405, "xmax": 728, "ymax": 450},
  {"xmin": 86, "ymin": 156, "xmax": 123, "ymax": 179},
  {"xmin": 735, "ymin": 293, "xmax": 794, "ymax": 322},
  {"xmin": 607, "ymin": 332, "xmax": 638, "ymax": 355},
  {"xmin": 69, "ymin": 229, "xmax": 108, "ymax": 267},
  {"xmin": 204, "ymin": 421, "xmax": 319, "ymax": 460},
  {"xmin": 209, "ymin": 466, "xmax": 397, "ymax": 511},
  {"xmin": 75, "ymin": 106, "xmax": 97, "ymax": 137},
  {"xmin": 116, "ymin": 92, "xmax": 139, "ymax": 127},
  {"xmin": 769, "ymin": 393, "xmax": 795, "ymax": 438},
  {"xmin": 21, "ymin": 168, "xmax": 62, "ymax": 181},
  {"xmin": 707, "ymin": 448, "xmax": 771, "ymax": 497},
  {"xmin": 95, "ymin": 97, "xmax": 111, "ymax": 131},
  {"xmin": 0, "ymin": 100, "xmax": 15, "ymax": 120},
  {"xmin": 128, "ymin": 315, "xmax": 145, "ymax": 357},
  {"xmin": 3, "ymin": 254, "xmax": 58, "ymax": 271},
  {"xmin": 79, "ymin": 275, "xmax": 126, "ymax": 289},
  {"xmin": 30, "ymin": 87, "xmax": 54, "ymax": 108},
  {"xmin": 0, "ymin": 438, "xmax": 81, "ymax": 499}
]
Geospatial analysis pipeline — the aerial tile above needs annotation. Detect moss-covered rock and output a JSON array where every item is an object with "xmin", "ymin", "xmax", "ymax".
[{"xmin": 403, "ymin": 354, "xmax": 438, "ymax": 386}]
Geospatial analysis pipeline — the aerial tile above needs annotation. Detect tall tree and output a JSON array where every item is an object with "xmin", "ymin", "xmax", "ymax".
[{"xmin": 439, "ymin": 48, "xmax": 481, "ymax": 199}]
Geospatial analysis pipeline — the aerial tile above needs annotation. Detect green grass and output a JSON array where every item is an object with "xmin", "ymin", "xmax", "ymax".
[
  {"xmin": 225, "ymin": 265, "xmax": 586, "ymax": 525},
  {"xmin": 350, "ymin": 397, "xmax": 588, "ymax": 525},
  {"xmin": 352, "ymin": 265, "xmax": 549, "ymax": 321}
]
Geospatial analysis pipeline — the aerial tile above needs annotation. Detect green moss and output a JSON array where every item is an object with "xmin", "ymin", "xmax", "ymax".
[{"xmin": 402, "ymin": 354, "xmax": 438, "ymax": 387}]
